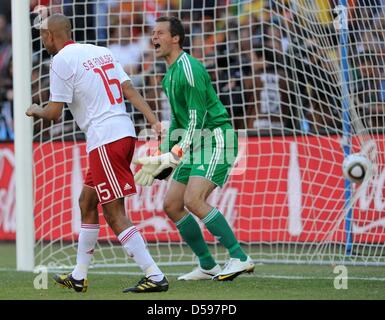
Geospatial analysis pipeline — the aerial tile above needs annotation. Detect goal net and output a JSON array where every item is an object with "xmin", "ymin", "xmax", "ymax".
[{"xmin": 29, "ymin": 0, "xmax": 385, "ymax": 270}]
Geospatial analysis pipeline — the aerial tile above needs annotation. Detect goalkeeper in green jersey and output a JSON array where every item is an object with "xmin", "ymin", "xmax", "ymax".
[{"xmin": 134, "ymin": 16, "xmax": 254, "ymax": 281}]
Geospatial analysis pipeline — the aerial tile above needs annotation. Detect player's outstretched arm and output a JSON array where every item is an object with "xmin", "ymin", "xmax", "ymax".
[
  {"xmin": 25, "ymin": 101, "xmax": 64, "ymax": 121},
  {"xmin": 121, "ymin": 80, "xmax": 161, "ymax": 135}
]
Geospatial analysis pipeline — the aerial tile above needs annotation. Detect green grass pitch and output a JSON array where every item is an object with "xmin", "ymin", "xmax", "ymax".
[{"xmin": 1, "ymin": 242, "xmax": 385, "ymax": 300}]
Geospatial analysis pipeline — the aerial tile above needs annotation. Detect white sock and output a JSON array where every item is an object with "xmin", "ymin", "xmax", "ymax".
[
  {"xmin": 72, "ymin": 224, "xmax": 99, "ymax": 280},
  {"xmin": 118, "ymin": 226, "xmax": 164, "ymax": 282}
]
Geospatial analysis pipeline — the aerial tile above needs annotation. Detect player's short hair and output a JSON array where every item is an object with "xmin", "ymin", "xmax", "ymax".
[{"xmin": 156, "ymin": 16, "xmax": 185, "ymax": 48}]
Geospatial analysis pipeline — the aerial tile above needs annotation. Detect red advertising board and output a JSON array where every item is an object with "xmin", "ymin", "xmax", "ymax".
[{"xmin": 1, "ymin": 136, "xmax": 385, "ymax": 244}]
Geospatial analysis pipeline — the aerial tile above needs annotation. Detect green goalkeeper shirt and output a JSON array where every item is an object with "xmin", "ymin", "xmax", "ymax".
[{"xmin": 160, "ymin": 51, "xmax": 232, "ymax": 154}]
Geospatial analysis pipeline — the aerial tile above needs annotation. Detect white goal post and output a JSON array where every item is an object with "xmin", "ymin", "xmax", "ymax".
[
  {"xmin": 13, "ymin": 0, "xmax": 34, "ymax": 272},
  {"xmin": 13, "ymin": 0, "xmax": 385, "ymax": 272}
]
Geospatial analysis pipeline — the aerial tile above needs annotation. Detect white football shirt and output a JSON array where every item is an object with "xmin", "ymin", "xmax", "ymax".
[{"xmin": 49, "ymin": 42, "xmax": 136, "ymax": 153}]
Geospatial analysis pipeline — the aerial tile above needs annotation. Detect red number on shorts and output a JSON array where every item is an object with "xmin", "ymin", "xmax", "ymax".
[{"xmin": 93, "ymin": 64, "xmax": 123, "ymax": 105}]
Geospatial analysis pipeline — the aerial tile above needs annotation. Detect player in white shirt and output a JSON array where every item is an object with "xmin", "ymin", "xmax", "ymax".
[{"xmin": 26, "ymin": 14, "xmax": 168, "ymax": 293}]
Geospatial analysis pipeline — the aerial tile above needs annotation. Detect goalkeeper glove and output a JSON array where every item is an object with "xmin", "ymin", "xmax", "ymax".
[
  {"xmin": 134, "ymin": 152, "xmax": 180, "ymax": 185},
  {"xmin": 152, "ymin": 145, "xmax": 183, "ymax": 179},
  {"xmin": 152, "ymin": 152, "xmax": 180, "ymax": 179},
  {"xmin": 133, "ymin": 161, "xmax": 158, "ymax": 186},
  {"xmin": 134, "ymin": 146, "xmax": 183, "ymax": 186}
]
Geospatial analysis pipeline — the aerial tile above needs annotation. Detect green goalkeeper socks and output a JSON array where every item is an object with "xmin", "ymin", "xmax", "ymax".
[
  {"xmin": 176, "ymin": 213, "xmax": 217, "ymax": 270},
  {"xmin": 203, "ymin": 208, "xmax": 248, "ymax": 261}
]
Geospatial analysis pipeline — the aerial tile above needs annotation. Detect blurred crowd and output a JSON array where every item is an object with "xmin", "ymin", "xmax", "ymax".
[
  {"xmin": 0, "ymin": 2, "xmax": 12, "ymax": 140},
  {"xmin": 1, "ymin": 0, "xmax": 385, "ymax": 141}
]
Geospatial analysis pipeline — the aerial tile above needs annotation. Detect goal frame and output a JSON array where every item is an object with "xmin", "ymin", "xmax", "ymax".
[{"xmin": 13, "ymin": 0, "xmax": 34, "ymax": 272}]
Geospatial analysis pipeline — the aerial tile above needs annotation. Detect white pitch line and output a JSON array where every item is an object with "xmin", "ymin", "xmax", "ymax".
[
  {"xmin": 2, "ymin": 267, "xmax": 385, "ymax": 282},
  {"xmin": 253, "ymin": 273, "xmax": 385, "ymax": 281}
]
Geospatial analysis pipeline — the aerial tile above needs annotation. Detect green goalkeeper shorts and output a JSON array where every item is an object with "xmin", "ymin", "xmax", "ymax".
[{"xmin": 172, "ymin": 125, "xmax": 238, "ymax": 187}]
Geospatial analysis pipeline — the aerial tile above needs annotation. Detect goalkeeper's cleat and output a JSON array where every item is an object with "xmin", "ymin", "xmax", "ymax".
[
  {"xmin": 53, "ymin": 273, "xmax": 88, "ymax": 293},
  {"xmin": 122, "ymin": 276, "xmax": 169, "ymax": 293},
  {"xmin": 177, "ymin": 264, "xmax": 222, "ymax": 281},
  {"xmin": 212, "ymin": 256, "xmax": 255, "ymax": 281}
]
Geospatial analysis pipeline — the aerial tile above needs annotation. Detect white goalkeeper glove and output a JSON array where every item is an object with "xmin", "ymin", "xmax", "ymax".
[
  {"xmin": 151, "ymin": 152, "xmax": 180, "ymax": 179},
  {"xmin": 134, "ymin": 152, "xmax": 180, "ymax": 186},
  {"xmin": 133, "ymin": 161, "xmax": 159, "ymax": 186}
]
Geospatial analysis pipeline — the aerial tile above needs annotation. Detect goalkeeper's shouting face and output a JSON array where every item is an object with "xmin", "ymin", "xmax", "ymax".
[{"xmin": 152, "ymin": 16, "xmax": 185, "ymax": 64}]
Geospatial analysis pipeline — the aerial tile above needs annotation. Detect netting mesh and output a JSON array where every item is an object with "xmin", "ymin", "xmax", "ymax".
[{"xmin": 30, "ymin": 0, "xmax": 385, "ymax": 269}]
